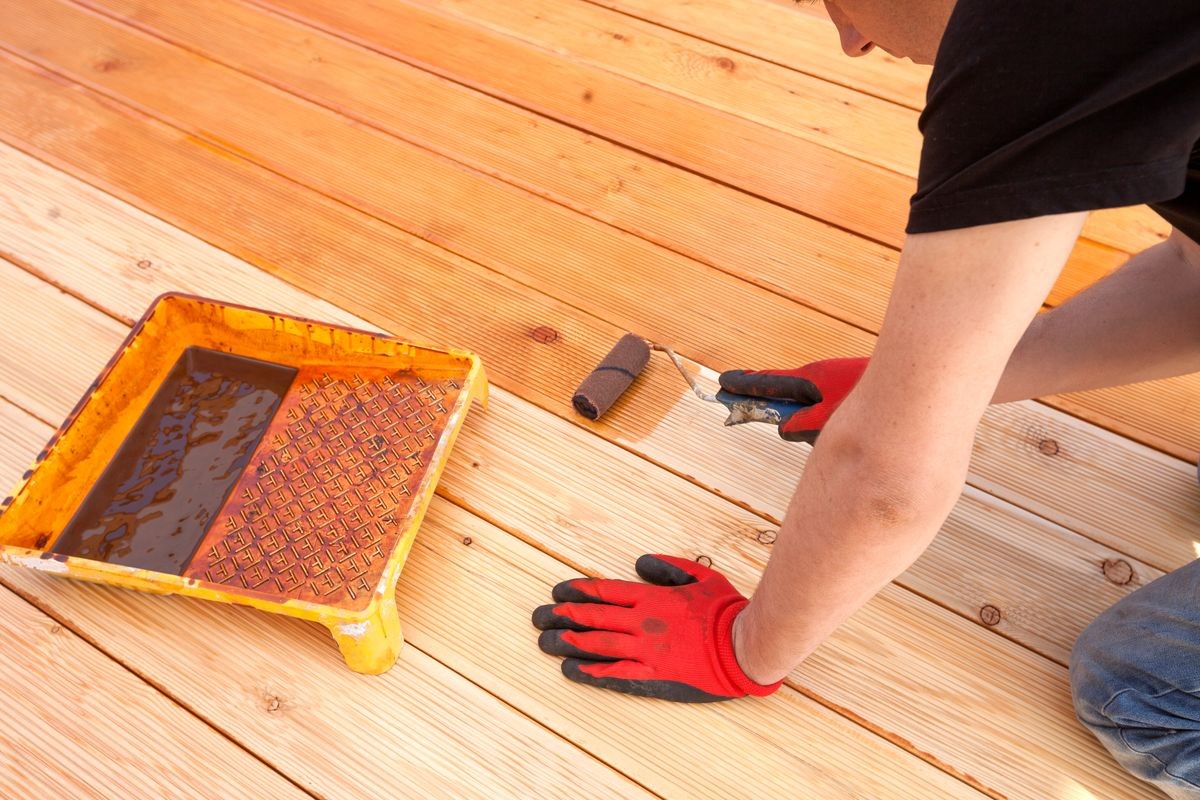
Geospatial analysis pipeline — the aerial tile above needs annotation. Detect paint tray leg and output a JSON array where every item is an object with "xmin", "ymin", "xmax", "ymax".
[{"xmin": 327, "ymin": 594, "xmax": 403, "ymax": 675}]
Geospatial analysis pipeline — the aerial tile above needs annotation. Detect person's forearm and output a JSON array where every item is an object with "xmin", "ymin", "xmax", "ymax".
[
  {"xmin": 731, "ymin": 398, "xmax": 971, "ymax": 683},
  {"xmin": 993, "ymin": 232, "xmax": 1200, "ymax": 404},
  {"xmin": 729, "ymin": 214, "xmax": 1087, "ymax": 685}
]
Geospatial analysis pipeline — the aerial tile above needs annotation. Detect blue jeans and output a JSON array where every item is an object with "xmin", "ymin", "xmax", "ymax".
[{"xmin": 1071, "ymin": 559, "xmax": 1200, "ymax": 799}]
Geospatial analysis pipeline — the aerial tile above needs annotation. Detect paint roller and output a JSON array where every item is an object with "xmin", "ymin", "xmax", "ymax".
[{"xmin": 572, "ymin": 334, "xmax": 811, "ymax": 427}]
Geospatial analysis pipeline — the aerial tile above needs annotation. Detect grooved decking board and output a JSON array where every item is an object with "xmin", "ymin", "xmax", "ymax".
[
  {"xmin": 0, "ymin": 433, "xmax": 655, "ymax": 800},
  {"xmin": 0, "ymin": 129, "xmax": 1168, "ymax": 797},
  {"xmin": 0, "ymin": 249, "xmax": 981, "ymax": 796},
  {"xmin": 0, "ymin": 574, "xmax": 314, "ymax": 800}
]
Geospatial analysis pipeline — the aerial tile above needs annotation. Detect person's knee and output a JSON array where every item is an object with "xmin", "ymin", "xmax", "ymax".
[
  {"xmin": 1070, "ymin": 570, "xmax": 1200, "ymax": 797},
  {"xmin": 1070, "ymin": 606, "xmax": 1122, "ymax": 729}
]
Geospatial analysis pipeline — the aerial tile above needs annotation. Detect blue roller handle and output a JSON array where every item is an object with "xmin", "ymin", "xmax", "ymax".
[{"xmin": 713, "ymin": 390, "xmax": 812, "ymax": 427}]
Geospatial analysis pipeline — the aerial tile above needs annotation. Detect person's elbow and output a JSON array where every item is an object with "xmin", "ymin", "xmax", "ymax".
[{"xmin": 816, "ymin": 419, "xmax": 968, "ymax": 535}]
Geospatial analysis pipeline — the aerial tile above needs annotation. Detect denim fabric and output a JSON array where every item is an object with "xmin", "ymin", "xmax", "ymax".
[{"xmin": 1071, "ymin": 559, "xmax": 1200, "ymax": 799}]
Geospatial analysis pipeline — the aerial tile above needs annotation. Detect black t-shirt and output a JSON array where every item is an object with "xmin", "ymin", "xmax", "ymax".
[{"xmin": 907, "ymin": 1, "xmax": 1200, "ymax": 243}]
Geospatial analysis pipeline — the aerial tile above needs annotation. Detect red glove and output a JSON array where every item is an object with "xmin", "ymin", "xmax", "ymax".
[
  {"xmin": 719, "ymin": 357, "xmax": 868, "ymax": 443},
  {"xmin": 532, "ymin": 554, "xmax": 781, "ymax": 702}
]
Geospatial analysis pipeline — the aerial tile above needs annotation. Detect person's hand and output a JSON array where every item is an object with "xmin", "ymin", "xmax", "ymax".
[
  {"xmin": 532, "ymin": 554, "xmax": 781, "ymax": 702},
  {"xmin": 719, "ymin": 357, "xmax": 868, "ymax": 443}
]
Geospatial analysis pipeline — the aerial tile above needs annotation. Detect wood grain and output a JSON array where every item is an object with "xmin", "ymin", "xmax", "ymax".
[
  {"xmin": 0, "ymin": 572, "xmax": 314, "ymax": 800},
  {"xmin": 0, "ymin": 7, "xmax": 1191, "ymax": 466},
  {"xmin": 0, "ymin": 422, "xmax": 656, "ymax": 800},
  {"xmin": 0, "ymin": 143, "xmax": 1167, "ymax": 797},
  {"xmin": 0, "ymin": 185, "xmax": 978, "ymax": 796},
  {"xmin": 582, "ymin": 0, "xmax": 1170, "ymax": 257}
]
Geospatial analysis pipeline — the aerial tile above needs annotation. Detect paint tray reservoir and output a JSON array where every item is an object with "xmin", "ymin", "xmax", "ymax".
[{"xmin": 0, "ymin": 293, "xmax": 487, "ymax": 674}]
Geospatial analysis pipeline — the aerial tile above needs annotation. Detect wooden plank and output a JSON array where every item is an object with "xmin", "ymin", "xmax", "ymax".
[
  {"xmin": 71, "ymin": 0, "xmax": 903, "ymax": 332},
  {"xmin": 0, "ymin": 296, "xmax": 1150, "ymax": 798},
  {"xmin": 0, "ymin": 136, "xmax": 1168, "ymax": 797},
  {"xmin": 0, "ymin": 418, "xmax": 657, "ymax": 800},
  {"xmin": 587, "ymin": 0, "xmax": 932, "ymax": 110},
  {"xmin": 405, "ymin": 0, "xmax": 924, "ymax": 177},
  {"xmin": 0, "ymin": 42, "xmax": 1191, "ymax": 579},
  {"xmin": 0, "ymin": 7, "xmax": 1183, "ymax": 464},
  {"xmin": 0, "ymin": 197, "xmax": 979, "ymax": 797},
  {"xmin": 0, "ymin": 572, "xmax": 313, "ymax": 799},
  {"xmin": 583, "ymin": 0, "xmax": 1172, "ymax": 257},
  {"xmin": 251, "ymin": 0, "xmax": 911, "ymax": 249},
  {"xmin": 252, "ymin": 0, "xmax": 1135, "ymax": 276}
]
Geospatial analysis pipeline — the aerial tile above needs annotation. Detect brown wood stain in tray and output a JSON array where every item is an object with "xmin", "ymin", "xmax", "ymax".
[
  {"xmin": 183, "ymin": 364, "xmax": 462, "ymax": 610},
  {"xmin": 51, "ymin": 347, "xmax": 295, "ymax": 574}
]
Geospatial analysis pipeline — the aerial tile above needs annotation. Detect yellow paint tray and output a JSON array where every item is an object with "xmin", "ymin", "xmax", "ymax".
[{"xmin": 0, "ymin": 293, "xmax": 487, "ymax": 674}]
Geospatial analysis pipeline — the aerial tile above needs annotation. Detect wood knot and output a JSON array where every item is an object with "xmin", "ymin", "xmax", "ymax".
[
  {"xmin": 135, "ymin": 259, "xmax": 153, "ymax": 270},
  {"xmin": 695, "ymin": 555, "xmax": 713, "ymax": 568},
  {"xmin": 1102, "ymin": 558, "xmax": 1134, "ymax": 586},
  {"xmin": 581, "ymin": 89, "xmax": 594, "ymax": 103},
  {"xmin": 262, "ymin": 694, "xmax": 285, "ymax": 713},
  {"xmin": 92, "ymin": 57, "xmax": 122, "ymax": 73},
  {"xmin": 49, "ymin": 623, "xmax": 63, "ymax": 635},
  {"xmin": 979, "ymin": 604, "xmax": 1002, "ymax": 626},
  {"xmin": 531, "ymin": 325, "xmax": 559, "ymax": 344},
  {"xmin": 610, "ymin": 32, "xmax": 627, "ymax": 41},
  {"xmin": 471, "ymin": 461, "xmax": 481, "ymax": 469},
  {"xmin": 462, "ymin": 536, "xmax": 473, "ymax": 546},
  {"xmin": 34, "ymin": 533, "xmax": 49, "ymax": 549},
  {"xmin": 47, "ymin": 207, "xmax": 61, "ymax": 219},
  {"xmin": 713, "ymin": 56, "xmax": 736, "ymax": 72},
  {"xmin": 1037, "ymin": 439, "xmax": 1060, "ymax": 456},
  {"xmin": 756, "ymin": 530, "xmax": 777, "ymax": 545}
]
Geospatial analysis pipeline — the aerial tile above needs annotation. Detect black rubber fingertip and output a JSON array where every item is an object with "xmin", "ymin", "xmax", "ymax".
[
  {"xmin": 533, "ymin": 604, "xmax": 599, "ymax": 632},
  {"xmin": 561, "ymin": 657, "xmax": 599, "ymax": 684},
  {"xmin": 560, "ymin": 658, "xmax": 731, "ymax": 702},
  {"xmin": 635, "ymin": 554, "xmax": 696, "ymax": 587},
  {"xmin": 552, "ymin": 580, "xmax": 600, "ymax": 604},
  {"xmin": 717, "ymin": 371, "xmax": 822, "ymax": 403},
  {"xmin": 531, "ymin": 604, "xmax": 560, "ymax": 630},
  {"xmin": 538, "ymin": 629, "xmax": 567, "ymax": 655},
  {"xmin": 540, "ymin": 630, "xmax": 616, "ymax": 662},
  {"xmin": 778, "ymin": 426, "xmax": 818, "ymax": 444}
]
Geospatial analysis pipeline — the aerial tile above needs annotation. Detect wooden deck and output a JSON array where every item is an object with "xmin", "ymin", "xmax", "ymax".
[{"xmin": 0, "ymin": 0, "xmax": 1193, "ymax": 797}]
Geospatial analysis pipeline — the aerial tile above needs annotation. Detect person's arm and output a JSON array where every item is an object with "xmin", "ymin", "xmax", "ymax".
[
  {"xmin": 994, "ymin": 228, "xmax": 1200, "ymax": 403},
  {"xmin": 722, "ymin": 228, "xmax": 1200, "ymax": 442},
  {"xmin": 732, "ymin": 212, "xmax": 1088, "ymax": 682}
]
